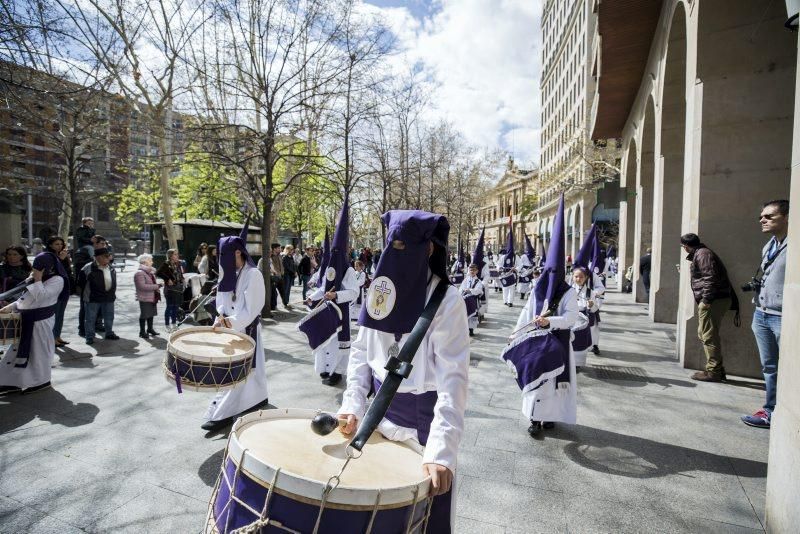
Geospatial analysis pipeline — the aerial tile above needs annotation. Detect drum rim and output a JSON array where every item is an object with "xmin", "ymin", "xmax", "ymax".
[
  {"xmin": 167, "ymin": 326, "xmax": 256, "ymax": 363},
  {"xmin": 0, "ymin": 312, "xmax": 21, "ymax": 319},
  {"xmin": 227, "ymin": 409, "xmax": 431, "ymax": 508}
]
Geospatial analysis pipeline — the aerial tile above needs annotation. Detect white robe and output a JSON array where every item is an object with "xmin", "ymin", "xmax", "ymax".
[
  {"xmin": 204, "ymin": 265, "xmax": 268, "ymax": 422},
  {"xmin": 479, "ymin": 264, "xmax": 490, "ymax": 315},
  {"xmin": 339, "ymin": 275, "xmax": 469, "ymax": 471},
  {"xmin": 513, "ymin": 288, "xmax": 579, "ymax": 423},
  {"xmin": 459, "ymin": 275, "xmax": 484, "ymax": 330},
  {"xmin": 0, "ymin": 277, "xmax": 63, "ymax": 389},
  {"xmin": 589, "ymin": 274, "xmax": 605, "ymax": 346},
  {"xmin": 515, "ymin": 255, "xmax": 533, "ymax": 296},
  {"xmin": 349, "ymin": 270, "xmax": 367, "ymax": 319},
  {"xmin": 308, "ymin": 267, "xmax": 359, "ymax": 375},
  {"xmin": 571, "ymin": 283, "xmax": 601, "ymax": 367}
]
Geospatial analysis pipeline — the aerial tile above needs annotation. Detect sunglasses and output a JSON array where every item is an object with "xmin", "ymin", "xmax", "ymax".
[{"xmin": 759, "ymin": 214, "xmax": 780, "ymax": 221}]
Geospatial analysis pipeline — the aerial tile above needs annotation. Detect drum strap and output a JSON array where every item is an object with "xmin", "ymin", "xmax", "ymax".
[
  {"xmin": 349, "ymin": 279, "xmax": 449, "ymax": 451},
  {"xmin": 245, "ymin": 316, "xmax": 260, "ymax": 368}
]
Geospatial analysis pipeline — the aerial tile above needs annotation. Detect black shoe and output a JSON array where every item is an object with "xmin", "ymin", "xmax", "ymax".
[
  {"xmin": 0, "ymin": 385, "xmax": 22, "ymax": 397},
  {"xmin": 542, "ymin": 422, "xmax": 555, "ymax": 430},
  {"xmin": 509, "ymin": 303, "xmax": 514, "ymax": 308},
  {"xmin": 469, "ymin": 329, "xmax": 474, "ymax": 337},
  {"xmin": 147, "ymin": 329, "xmax": 160, "ymax": 336},
  {"xmin": 86, "ymin": 338, "xmax": 94, "ymax": 345},
  {"xmin": 528, "ymin": 421, "xmax": 542, "ymax": 437},
  {"xmin": 591, "ymin": 345, "xmax": 600, "ymax": 355},
  {"xmin": 23, "ymin": 381, "xmax": 51, "ymax": 394},
  {"xmin": 139, "ymin": 332, "xmax": 149, "ymax": 339},
  {"xmin": 105, "ymin": 333, "xmax": 120, "ymax": 340},
  {"xmin": 78, "ymin": 330, "xmax": 85, "ymax": 337},
  {"xmin": 320, "ymin": 372, "xmax": 330, "ymax": 379},
  {"xmin": 323, "ymin": 373, "xmax": 343, "ymax": 386},
  {"xmin": 201, "ymin": 417, "xmax": 234, "ymax": 432}
]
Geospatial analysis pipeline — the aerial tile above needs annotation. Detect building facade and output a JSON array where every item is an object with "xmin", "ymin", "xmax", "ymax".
[{"xmin": 473, "ymin": 158, "xmax": 537, "ymax": 255}]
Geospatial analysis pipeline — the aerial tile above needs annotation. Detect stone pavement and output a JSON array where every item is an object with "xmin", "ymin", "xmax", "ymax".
[{"xmin": 0, "ymin": 265, "xmax": 769, "ymax": 533}]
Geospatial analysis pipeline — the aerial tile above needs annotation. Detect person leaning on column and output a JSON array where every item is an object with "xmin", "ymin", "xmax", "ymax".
[
  {"xmin": 741, "ymin": 200, "xmax": 789, "ymax": 429},
  {"xmin": 681, "ymin": 233, "xmax": 740, "ymax": 382}
]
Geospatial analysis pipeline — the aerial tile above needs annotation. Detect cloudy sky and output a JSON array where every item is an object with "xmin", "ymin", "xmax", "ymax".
[{"xmin": 364, "ymin": 0, "xmax": 543, "ymax": 168}]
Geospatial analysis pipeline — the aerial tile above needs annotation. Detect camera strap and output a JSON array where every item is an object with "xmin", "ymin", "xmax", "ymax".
[{"xmin": 762, "ymin": 241, "xmax": 787, "ymax": 271}]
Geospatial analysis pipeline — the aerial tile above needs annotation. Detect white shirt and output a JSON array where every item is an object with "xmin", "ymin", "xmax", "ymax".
[
  {"xmin": 339, "ymin": 275, "xmax": 469, "ymax": 471},
  {"xmin": 460, "ymin": 275, "xmax": 484, "ymax": 296}
]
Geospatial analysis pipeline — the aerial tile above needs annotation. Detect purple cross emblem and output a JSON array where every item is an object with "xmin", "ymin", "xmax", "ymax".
[{"xmin": 375, "ymin": 280, "xmax": 392, "ymax": 296}]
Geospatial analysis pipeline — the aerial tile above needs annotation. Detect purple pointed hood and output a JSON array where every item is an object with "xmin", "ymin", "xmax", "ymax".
[
  {"xmin": 358, "ymin": 210, "xmax": 449, "ymax": 335},
  {"xmin": 533, "ymin": 194, "xmax": 569, "ymax": 315},
  {"xmin": 218, "ymin": 218, "xmax": 255, "ymax": 292},
  {"xmin": 324, "ymin": 195, "xmax": 350, "ymax": 292},
  {"xmin": 33, "ymin": 251, "xmax": 70, "ymax": 302},
  {"xmin": 316, "ymin": 227, "xmax": 331, "ymax": 288},
  {"xmin": 502, "ymin": 222, "xmax": 515, "ymax": 269},
  {"xmin": 537, "ymin": 237, "xmax": 547, "ymax": 267},
  {"xmin": 524, "ymin": 234, "xmax": 535, "ymax": 263},
  {"xmin": 591, "ymin": 230, "xmax": 604, "ymax": 274},
  {"xmin": 472, "ymin": 227, "xmax": 486, "ymax": 271},
  {"xmin": 573, "ymin": 223, "xmax": 597, "ymax": 271}
]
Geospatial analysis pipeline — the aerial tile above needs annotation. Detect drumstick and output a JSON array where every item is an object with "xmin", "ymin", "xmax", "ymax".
[{"xmin": 509, "ymin": 307, "xmax": 555, "ymax": 339}]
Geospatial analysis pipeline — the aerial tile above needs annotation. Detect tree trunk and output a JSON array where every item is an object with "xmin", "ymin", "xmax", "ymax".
[
  {"xmin": 261, "ymin": 200, "xmax": 274, "ymax": 317},
  {"xmin": 157, "ymin": 109, "xmax": 178, "ymax": 249}
]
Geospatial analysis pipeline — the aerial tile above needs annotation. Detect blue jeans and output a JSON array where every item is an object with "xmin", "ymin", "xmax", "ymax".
[
  {"xmin": 52, "ymin": 298, "xmax": 68, "ymax": 338},
  {"xmin": 165, "ymin": 304, "xmax": 179, "ymax": 326},
  {"xmin": 752, "ymin": 309, "xmax": 781, "ymax": 413},
  {"xmin": 85, "ymin": 301, "xmax": 115, "ymax": 340}
]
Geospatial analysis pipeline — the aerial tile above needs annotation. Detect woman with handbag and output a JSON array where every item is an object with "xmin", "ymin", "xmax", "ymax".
[
  {"xmin": 156, "ymin": 249, "xmax": 184, "ymax": 333},
  {"xmin": 134, "ymin": 254, "xmax": 162, "ymax": 339}
]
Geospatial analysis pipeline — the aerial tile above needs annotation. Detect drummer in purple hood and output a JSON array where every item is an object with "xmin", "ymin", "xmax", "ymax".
[{"xmin": 337, "ymin": 210, "xmax": 470, "ymax": 533}]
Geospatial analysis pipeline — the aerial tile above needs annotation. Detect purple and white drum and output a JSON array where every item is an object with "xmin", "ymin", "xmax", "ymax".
[
  {"xmin": 207, "ymin": 409, "xmax": 434, "ymax": 534},
  {"xmin": 449, "ymin": 273, "xmax": 464, "ymax": 285},
  {"xmin": 297, "ymin": 301, "xmax": 342, "ymax": 351},
  {"xmin": 489, "ymin": 269, "xmax": 500, "ymax": 279},
  {"xmin": 0, "ymin": 312, "xmax": 20, "ymax": 353},
  {"xmin": 500, "ymin": 271, "xmax": 517, "ymax": 288},
  {"xmin": 463, "ymin": 294, "xmax": 478, "ymax": 317},
  {"xmin": 571, "ymin": 312, "xmax": 592, "ymax": 353},
  {"xmin": 164, "ymin": 327, "xmax": 256, "ymax": 392}
]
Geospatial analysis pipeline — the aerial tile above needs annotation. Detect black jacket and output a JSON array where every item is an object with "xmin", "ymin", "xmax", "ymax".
[
  {"xmin": 282, "ymin": 254, "xmax": 296, "ymax": 275},
  {"xmin": 77, "ymin": 262, "xmax": 117, "ymax": 303},
  {"xmin": 299, "ymin": 255, "xmax": 312, "ymax": 276},
  {"xmin": 75, "ymin": 225, "xmax": 96, "ymax": 248}
]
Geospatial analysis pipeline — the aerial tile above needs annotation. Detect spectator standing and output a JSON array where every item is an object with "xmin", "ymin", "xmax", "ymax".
[
  {"xmin": 156, "ymin": 249, "xmax": 185, "ymax": 332},
  {"xmin": 74, "ymin": 217, "xmax": 95, "ymax": 250},
  {"xmin": 77, "ymin": 248, "xmax": 119, "ymax": 344},
  {"xmin": 681, "ymin": 233, "xmax": 739, "ymax": 382},
  {"xmin": 134, "ymin": 254, "xmax": 162, "ymax": 339},
  {"xmin": 292, "ymin": 247, "xmax": 303, "ymax": 286},
  {"xmin": 193, "ymin": 243, "xmax": 208, "ymax": 272},
  {"xmin": 639, "ymin": 248, "xmax": 652, "ymax": 295},
  {"xmin": 281, "ymin": 245, "xmax": 296, "ymax": 306},
  {"xmin": 265, "ymin": 243, "xmax": 289, "ymax": 310},
  {"xmin": 198, "ymin": 245, "xmax": 219, "ymax": 290},
  {"xmin": 76, "ymin": 235, "xmax": 109, "ymax": 336},
  {"xmin": 46, "ymin": 236, "xmax": 72, "ymax": 347},
  {"xmin": 298, "ymin": 247, "xmax": 313, "ymax": 300},
  {"xmin": 1, "ymin": 246, "xmax": 32, "ymax": 292},
  {"xmin": 742, "ymin": 200, "xmax": 789, "ymax": 429}
]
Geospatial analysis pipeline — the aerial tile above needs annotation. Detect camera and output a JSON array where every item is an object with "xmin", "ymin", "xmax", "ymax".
[{"xmin": 741, "ymin": 278, "xmax": 762, "ymax": 293}]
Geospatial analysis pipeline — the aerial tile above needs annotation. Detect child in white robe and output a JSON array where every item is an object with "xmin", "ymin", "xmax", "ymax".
[
  {"xmin": 460, "ymin": 264, "xmax": 484, "ymax": 336},
  {"xmin": 570, "ymin": 267, "xmax": 601, "ymax": 368},
  {"xmin": 350, "ymin": 260, "xmax": 367, "ymax": 320}
]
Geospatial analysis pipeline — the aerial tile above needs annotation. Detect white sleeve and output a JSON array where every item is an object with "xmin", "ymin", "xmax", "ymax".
[
  {"xmin": 515, "ymin": 291, "xmax": 536, "ymax": 330},
  {"xmin": 354, "ymin": 273, "xmax": 366, "ymax": 289},
  {"xmin": 339, "ymin": 327, "xmax": 372, "ymax": 420},
  {"xmin": 469, "ymin": 280, "xmax": 484, "ymax": 296},
  {"xmin": 589, "ymin": 289, "xmax": 602, "ymax": 312},
  {"xmin": 308, "ymin": 285, "xmax": 324, "ymax": 300},
  {"xmin": 593, "ymin": 274, "xmax": 606, "ymax": 295},
  {"xmin": 423, "ymin": 287, "xmax": 470, "ymax": 471},
  {"xmin": 13, "ymin": 278, "xmax": 63, "ymax": 311},
  {"xmin": 333, "ymin": 268, "xmax": 358, "ymax": 304},
  {"xmin": 548, "ymin": 290, "xmax": 579, "ymax": 330},
  {"xmin": 225, "ymin": 268, "xmax": 265, "ymax": 331}
]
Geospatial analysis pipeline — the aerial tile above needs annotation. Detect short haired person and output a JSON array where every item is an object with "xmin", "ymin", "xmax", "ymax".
[
  {"xmin": 0, "ymin": 251, "xmax": 70, "ymax": 395},
  {"xmin": 298, "ymin": 247, "xmax": 313, "ymax": 300},
  {"xmin": 281, "ymin": 245, "xmax": 296, "ymax": 305},
  {"xmin": 46, "ymin": 236, "xmax": 72, "ymax": 347},
  {"xmin": 75, "ymin": 217, "xmax": 95, "ymax": 250},
  {"xmin": 201, "ymin": 223, "xmax": 268, "ymax": 431},
  {"xmin": 77, "ymin": 247, "xmax": 119, "ymax": 345},
  {"xmin": 742, "ymin": 200, "xmax": 789, "ymax": 428},
  {"xmin": 156, "ymin": 249, "xmax": 185, "ymax": 333},
  {"xmin": 337, "ymin": 210, "xmax": 469, "ymax": 532},
  {"xmin": 681, "ymin": 233, "xmax": 739, "ymax": 382},
  {"xmin": 134, "ymin": 254, "xmax": 162, "ymax": 339}
]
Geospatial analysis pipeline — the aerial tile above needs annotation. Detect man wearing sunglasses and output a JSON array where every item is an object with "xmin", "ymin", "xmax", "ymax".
[{"xmin": 742, "ymin": 200, "xmax": 789, "ymax": 429}]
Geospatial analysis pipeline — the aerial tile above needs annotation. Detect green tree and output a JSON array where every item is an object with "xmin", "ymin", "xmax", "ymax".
[
  {"xmin": 107, "ymin": 160, "xmax": 162, "ymax": 237},
  {"xmin": 173, "ymin": 153, "xmax": 244, "ymax": 222}
]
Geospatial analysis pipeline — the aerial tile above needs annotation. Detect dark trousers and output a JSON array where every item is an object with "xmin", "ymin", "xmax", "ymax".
[
  {"xmin": 300, "ymin": 275, "xmax": 311, "ymax": 300},
  {"xmin": 282, "ymin": 273, "xmax": 294, "ymax": 304},
  {"xmin": 78, "ymin": 298, "xmax": 103, "ymax": 335}
]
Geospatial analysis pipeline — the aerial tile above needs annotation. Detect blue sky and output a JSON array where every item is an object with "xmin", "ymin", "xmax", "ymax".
[{"xmin": 363, "ymin": 0, "xmax": 543, "ymax": 167}]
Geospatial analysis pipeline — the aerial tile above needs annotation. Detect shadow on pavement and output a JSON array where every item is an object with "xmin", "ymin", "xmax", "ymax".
[
  {"xmin": 556, "ymin": 424, "xmax": 767, "ymax": 479},
  {"xmin": 199, "ymin": 449, "xmax": 226, "ymax": 487},
  {"xmin": 0, "ymin": 388, "xmax": 99, "ymax": 433}
]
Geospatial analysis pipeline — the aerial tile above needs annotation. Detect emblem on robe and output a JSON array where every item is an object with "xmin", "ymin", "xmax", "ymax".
[
  {"xmin": 325, "ymin": 267, "xmax": 336, "ymax": 281},
  {"xmin": 366, "ymin": 276, "xmax": 396, "ymax": 320}
]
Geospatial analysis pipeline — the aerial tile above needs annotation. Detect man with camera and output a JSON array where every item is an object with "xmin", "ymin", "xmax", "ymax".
[
  {"xmin": 741, "ymin": 200, "xmax": 789, "ymax": 429},
  {"xmin": 681, "ymin": 233, "xmax": 739, "ymax": 382}
]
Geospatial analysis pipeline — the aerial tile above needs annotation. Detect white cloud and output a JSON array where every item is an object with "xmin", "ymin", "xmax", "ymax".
[{"xmin": 366, "ymin": 0, "xmax": 543, "ymax": 168}]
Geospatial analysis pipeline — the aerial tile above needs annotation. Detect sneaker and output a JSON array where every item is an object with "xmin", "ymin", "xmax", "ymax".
[
  {"xmin": 741, "ymin": 409, "xmax": 771, "ymax": 429},
  {"xmin": 86, "ymin": 338, "xmax": 94, "ymax": 345},
  {"xmin": 105, "ymin": 333, "xmax": 120, "ymax": 340}
]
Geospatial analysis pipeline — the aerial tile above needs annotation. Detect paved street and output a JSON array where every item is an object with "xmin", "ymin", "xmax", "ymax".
[{"xmin": 0, "ymin": 264, "xmax": 769, "ymax": 533}]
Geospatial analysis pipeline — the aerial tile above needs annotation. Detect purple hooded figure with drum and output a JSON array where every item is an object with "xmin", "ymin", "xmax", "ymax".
[
  {"xmin": 504, "ymin": 194, "xmax": 580, "ymax": 438},
  {"xmin": 337, "ymin": 209, "xmax": 470, "ymax": 532},
  {"xmin": 200, "ymin": 221, "xmax": 269, "ymax": 432},
  {"xmin": 0, "ymin": 250, "xmax": 70, "ymax": 395},
  {"xmin": 301, "ymin": 194, "xmax": 360, "ymax": 386}
]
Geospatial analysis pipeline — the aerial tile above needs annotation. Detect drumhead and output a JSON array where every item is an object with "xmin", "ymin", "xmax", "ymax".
[
  {"xmin": 228, "ymin": 409, "xmax": 429, "ymax": 508},
  {"xmin": 167, "ymin": 326, "xmax": 255, "ymax": 363}
]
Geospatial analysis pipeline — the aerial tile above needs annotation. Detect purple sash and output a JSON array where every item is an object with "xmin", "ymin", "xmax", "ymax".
[
  {"xmin": 15, "ymin": 304, "xmax": 57, "ymax": 368},
  {"xmin": 337, "ymin": 302, "xmax": 350, "ymax": 344}
]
